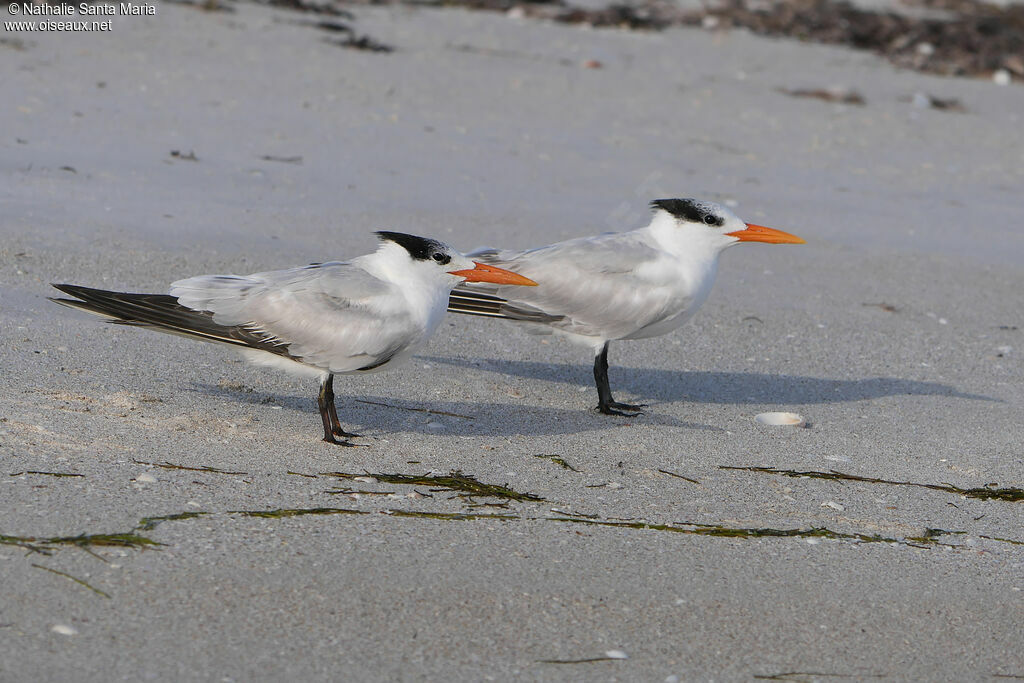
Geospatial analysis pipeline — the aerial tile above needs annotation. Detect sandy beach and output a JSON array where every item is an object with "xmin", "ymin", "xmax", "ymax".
[{"xmin": 2, "ymin": 1, "xmax": 1022, "ymax": 679}]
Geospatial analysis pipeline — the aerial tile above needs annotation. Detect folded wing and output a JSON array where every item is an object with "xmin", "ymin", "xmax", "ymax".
[
  {"xmin": 53, "ymin": 262, "xmax": 424, "ymax": 375},
  {"xmin": 449, "ymin": 233, "xmax": 688, "ymax": 340},
  {"xmin": 170, "ymin": 262, "xmax": 423, "ymax": 373}
]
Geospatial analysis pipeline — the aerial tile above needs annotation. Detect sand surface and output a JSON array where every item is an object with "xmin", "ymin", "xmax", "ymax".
[{"xmin": 2, "ymin": 2, "xmax": 1022, "ymax": 680}]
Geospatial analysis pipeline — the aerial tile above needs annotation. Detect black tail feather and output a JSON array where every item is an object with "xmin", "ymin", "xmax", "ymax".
[
  {"xmin": 447, "ymin": 287, "xmax": 563, "ymax": 324},
  {"xmin": 50, "ymin": 283, "xmax": 295, "ymax": 358}
]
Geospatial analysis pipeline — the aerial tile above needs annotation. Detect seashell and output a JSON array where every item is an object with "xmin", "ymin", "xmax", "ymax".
[{"xmin": 754, "ymin": 411, "xmax": 806, "ymax": 427}]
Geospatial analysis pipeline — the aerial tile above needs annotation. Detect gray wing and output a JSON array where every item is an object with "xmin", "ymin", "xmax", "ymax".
[
  {"xmin": 171, "ymin": 262, "xmax": 422, "ymax": 373},
  {"xmin": 453, "ymin": 232, "xmax": 688, "ymax": 340}
]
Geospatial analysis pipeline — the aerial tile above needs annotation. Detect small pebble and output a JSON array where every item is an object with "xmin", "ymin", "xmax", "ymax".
[
  {"xmin": 51, "ymin": 624, "xmax": 77, "ymax": 636},
  {"xmin": 993, "ymin": 69, "xmax": 1011, "ymax": 86},
  {"xmin": 135, "ymin": 473, "xmax": 157, "ymax": 484},
  {"xmin": 605, "ymin": 650, "xmax": 629, "ymax": 660},
  {"xmin": 821, "ymin": 501, "xmax": 845, "ymax": 511}
]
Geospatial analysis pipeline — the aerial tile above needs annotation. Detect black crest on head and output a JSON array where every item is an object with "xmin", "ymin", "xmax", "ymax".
[
  {"xmin": 376, "ymin": 231, "xmax": 450, "ymax": 264},
  {"xmin": 651, "ymin": 198, "xmax": 723, "ymax": 226}
]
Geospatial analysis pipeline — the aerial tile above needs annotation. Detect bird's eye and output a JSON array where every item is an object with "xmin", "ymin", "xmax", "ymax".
[
  {"xmin": 703, "ymin": 215, "xmax": 717, "ymax": 226},
  {"xmin": 432, "ymin": 252, "xmax": 450, "ymax": 264}
]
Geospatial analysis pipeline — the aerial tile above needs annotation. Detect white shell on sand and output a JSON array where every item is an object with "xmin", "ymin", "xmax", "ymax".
[{"xmin": 754, "ymin": 412, "xmax": 806, "ymax": 427}]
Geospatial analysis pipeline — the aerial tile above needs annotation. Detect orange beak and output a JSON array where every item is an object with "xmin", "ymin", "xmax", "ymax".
[
  {"xmin": 448, "ymin": 262, "xmax": 538, "ymax": 286},
  {"xmin": 725, "ymin": 223, "xmax": 806, "ymax": 244}
]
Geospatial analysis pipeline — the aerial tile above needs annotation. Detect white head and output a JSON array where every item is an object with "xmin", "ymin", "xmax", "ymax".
[
  {"xmin": 647, "ymin": 199, "xmax": 804, "ymax": 253},
  {"xmin": 373, "ymin": 232, "xmax": 536, "ymax": 289}
]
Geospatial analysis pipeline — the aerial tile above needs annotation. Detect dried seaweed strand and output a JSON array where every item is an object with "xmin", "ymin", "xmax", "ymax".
[{"xmin": 32, "ymin": 563, "xmax": 111, "ymax": 598}]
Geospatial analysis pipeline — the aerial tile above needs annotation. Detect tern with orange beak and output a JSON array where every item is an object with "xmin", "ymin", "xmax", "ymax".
[
  {"xmin": 52, "ymin": 232, "xmax": 536, "ymax": 445},
  {"xmin": 447, "ymin": 199, "xmax": 805, "ymax": 415}
]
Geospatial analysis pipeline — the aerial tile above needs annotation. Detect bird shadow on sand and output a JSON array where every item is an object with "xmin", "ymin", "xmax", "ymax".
[
  {"xmin": 188, "ymin": 355, "xmax": 994, "ymax": 437},
  {"xmin": 188, "ymin": 384, "xmax": 721, "ymax": 437},
  {"xmin": 419, "ymin": 355, "xmax": 996, "ymax": 406}
]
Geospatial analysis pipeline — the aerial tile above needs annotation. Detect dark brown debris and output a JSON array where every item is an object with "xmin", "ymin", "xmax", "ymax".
[
  {"xmin": 292, "ymin": 17, "xmax": 392, "ymax": 50},
  {"xmin": 553, "ymin": 3, "xmax": 672, "ymax": 29},
  {"xmin": 326, "ymin": 34, "xmax": 394, "ymax": 52},
  {"xmin": 259, "ymin": 154, "xmax": 304, "ymax": 164},
  {"xmin": 780, "ymin": 87, "xmax": 867, "ymax": 105},
  {"xmin": 1, "ymin": 37, "xmax": 31, "ymax": 51},
  {"xmin": 339, "ymin": 0, "xmax": 1022, "ymax": 80},
  {"xmin": 902, "ymin": 92, "xmax": 968, "ymax": 111},
  {"xmin": 677, "ymin": 0, "xmax": 1024, "ymax": 79},
  {"xmin": 863, "ymin": 302, "xmax": 900, "ymax": 313},
  {"xmin": 264, "ymin": 0, "xmax": 355, "ymax": 15},
  {"xmin": 162, "ymin": 0, "xmax": 237, "ymax": 12}
]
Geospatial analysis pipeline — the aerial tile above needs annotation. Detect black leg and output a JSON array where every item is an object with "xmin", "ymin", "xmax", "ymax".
[
  {"xmin": 318, "ymin": 374, "xmax": 361, "ymax": 446},
  {"xmin": 593, "ymin": 343, "xmax": 646, "ymax": 416},
  {"xmin": 323, "ymin": 374, "xmax": 361, "ymax": 439}
]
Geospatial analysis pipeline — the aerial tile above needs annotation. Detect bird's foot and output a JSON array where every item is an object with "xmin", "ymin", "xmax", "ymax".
[
  {"xmin": 322, "ymin": 434, "xmax": 367, "ymax": 448},
  {"xmin": 333, "ymin": 427, "xmax": 361, "ymax": 439},
  {"xmin": 597, "ymin": 401, "xmax": 646, "ymax": 416}
]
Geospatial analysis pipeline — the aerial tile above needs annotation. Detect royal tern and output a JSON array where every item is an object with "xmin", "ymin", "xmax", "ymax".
[
  {"xmin": 447, "ymin": 199, "xmax": 804, "ymax": 415},
  {"xmin": 52, "ymin": 232, "xmax": 537, "ymax": 445}
]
